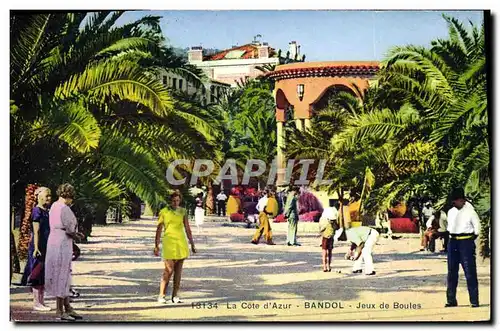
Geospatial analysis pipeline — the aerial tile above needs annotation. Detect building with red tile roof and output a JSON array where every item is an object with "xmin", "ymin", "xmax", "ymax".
[{"xmin": 188, "ymin": 41, "xmax": 303, "ymax": 87}]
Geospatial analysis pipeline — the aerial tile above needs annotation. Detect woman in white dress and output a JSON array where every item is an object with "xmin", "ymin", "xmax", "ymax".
[{"xmin": 194, "ymin": 193, "xmax": 204, "ymax": 234}]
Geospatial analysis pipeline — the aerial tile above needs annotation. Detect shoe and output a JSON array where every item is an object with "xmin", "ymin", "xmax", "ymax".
[
  {"xmin": 70, "ymin": 289, "xmax": 80, "ymax": 298},
  {"xmin": 171, "ymin": 296, "xmax": 183, "ymax": 304},
  {"xmin": 33, "ymin": 304, "xmax": 51, "ymax": 312},
  {"xmin": 323, "ymin": 269, "xmax": 328, "ymax": 272},
  {"xmin": 157, "ymin": 296, "xmax": 168, "ymax": 304},
  {"xmin": 471, "ymin": 303, "xmax": 480, "ymax": 308},
  {"xmin": 287, "ymin": 243, "xmax": 293, "ymax": 246},
  {"xmin": 293, "ymin": 243, "xmax": 301, "ymax": 246},
  {"xmin": 366, "ymin": 271, "xmax": 376, "ymax": 275},
  {"xmin": 352, "ymin": 270, "xmax": 362, "ymax": 274},
  {"xmin": 266, "ymin": 241, "xmax": 276, "ymax": 245},
  {"xmin": 58, "ymin": 312, "xmax": 76, "ymax": 321},
  {"xmin": 251, "ymin": 240, "xmax": 258, "ymax": 245},
  {"xmin": 444, "ymin": 302, "xmax": 458, "ymax": 307},
  {"xmin": 419, "ymin": 248, "xmax": 425, "ymax": 251},
  {"xmin": 328, "ymin": 268, "xmax": 332, "ymax": 272},
  {"xmin": 66, "ymin": 309, "xmax": 82, "ymax": 320}
]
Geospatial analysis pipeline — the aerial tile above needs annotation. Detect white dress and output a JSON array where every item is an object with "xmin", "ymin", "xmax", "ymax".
[{"xmin": 194, "ymin": 197, "xmax": 204, "ymax": 226}]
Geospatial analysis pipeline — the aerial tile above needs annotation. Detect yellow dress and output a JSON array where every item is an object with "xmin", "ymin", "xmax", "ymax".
[{"xmin": 158, "ymin": 207, "xmax": 189, "ymax": 260}]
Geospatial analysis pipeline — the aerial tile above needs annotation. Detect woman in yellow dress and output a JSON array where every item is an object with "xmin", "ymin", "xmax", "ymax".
[{"xmin": 154, "ymin": 192, "xmax": 196, "ymax": 304}]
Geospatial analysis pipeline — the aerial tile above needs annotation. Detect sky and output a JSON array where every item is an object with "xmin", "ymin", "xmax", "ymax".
[{"xmin": 116, "ymin": 10, "xmax": 485, "ymax": 62}]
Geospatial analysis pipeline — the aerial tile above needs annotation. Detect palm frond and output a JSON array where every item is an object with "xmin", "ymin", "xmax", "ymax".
[
  {"xmin": 55, "ymin": 59, "xmax": 174, "ymax": 117},
  {"xmin": 98, "ymin": 133, "xmax": 168, "ymax": 208},
  {"xmin": 31, "ymin": 99, "xmax": 101, "ymax": 153}
]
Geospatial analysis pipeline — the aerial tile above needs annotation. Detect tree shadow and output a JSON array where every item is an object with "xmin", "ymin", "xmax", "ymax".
[{"xmin": 11, "ymin": 220, "xmax": 490, "ymax": 322}]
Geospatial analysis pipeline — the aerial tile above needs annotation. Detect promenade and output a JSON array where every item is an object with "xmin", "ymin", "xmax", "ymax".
[{"xmin": 10, "ymin": 218, "xmax": 491, "ymax": 322}]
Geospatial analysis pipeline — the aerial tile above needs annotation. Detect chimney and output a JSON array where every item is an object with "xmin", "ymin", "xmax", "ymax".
[
  {"xmin": 258, "ymin": 42, "xmax": 269, "ymax": 59},
  {"xmin": 289, "ymin": 41, "xmax": 298, "ymax": 60},
  {"xmin": 188, "ymin": 46, "xmax": 203, "ymax": 63}
]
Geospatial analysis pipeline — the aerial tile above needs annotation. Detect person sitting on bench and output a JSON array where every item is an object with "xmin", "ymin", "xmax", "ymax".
[{"xmin": 423, "ymin": 210, "xmax": 449, "ymax": 252}]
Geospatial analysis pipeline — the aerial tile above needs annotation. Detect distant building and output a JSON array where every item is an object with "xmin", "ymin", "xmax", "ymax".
[
  {"xmin": 158, "ymin": 69, "xmax": 231, "ymax": 106},
  {"xmin": 188, "ymin": 41, "xmax": 304, "ymax": 87}
]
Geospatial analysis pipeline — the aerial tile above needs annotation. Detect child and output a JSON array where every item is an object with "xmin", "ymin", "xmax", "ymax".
[{"xmin": 319, "ymin": 201, "xmax": 340, "ymax": 272}]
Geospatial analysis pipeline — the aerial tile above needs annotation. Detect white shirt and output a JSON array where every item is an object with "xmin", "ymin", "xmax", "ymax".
[
  {"xmin": 426, "ymin": 211, "xmax": 448, "ymax": 232},
  {"xmin": 447, "ymin": 202, "xmax": 480, "ymax": 235},
  {"xmin": 321, "ymin": 206, "xmax": 338, "ymax": 222},
  {"xmin": 422, "ymin": 206, "xmax": 435, "ymax": 218},
  {"xmin": 256, "ymin": 196, "xmax": 268, "ymax": 213},
  {"xmin": 216, "ymin": 193, "xmax": 227, "ymax": 201},
  {"xmin": 333, "ymin": 228, "xmax": 344, "ymax": 241}
]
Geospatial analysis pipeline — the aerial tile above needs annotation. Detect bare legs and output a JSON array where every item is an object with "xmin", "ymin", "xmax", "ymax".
[
  {"xmin": 321, "ymin": 250, "xmax": 332, "ymax": 271},
  {"xmin": 159, "ymin": 260, "xmax": 175, "ymax": 297},
  {"xmin": 32, "ymin": 287, "xmax": 40, "ymax": 307},
  {"xmin": 32, "ymin": 285, "xmax": 51, "ymax": 311},
  {"xmin": 56, "ymin": 297, "xmax": 64, "ymax": 315},
  {"xmin": 158, "ymin": 259, "xmax": 185, "ymax": 300},
  {"xmin": 328, "ymin": 249, "xmax": 332, "ymax": 270},
  {"xmin": 54, "ymin": 296, "xmax": 81, "ymax": 319},
  {"xmin": 172, "ymin": 260, "xmax": 184, "ymax": 298}
]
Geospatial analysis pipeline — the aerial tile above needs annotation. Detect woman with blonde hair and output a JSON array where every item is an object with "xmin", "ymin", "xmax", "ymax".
[
  {"xmin": 44, "ymin": 183, "xmax": 85, "ymax": 320},
  {"xmin": 154, "ymin": 192, "xmax": 196, "ymax": 304},
  {"xmin": 21, "ymin": 186, "xmax": 52, "ymax": 311}
]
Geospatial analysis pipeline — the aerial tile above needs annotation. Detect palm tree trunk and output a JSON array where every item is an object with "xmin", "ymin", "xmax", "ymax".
[
  {"xmin": 479, "ymin": 217, "xmax": 490, "ymax": 259},
  {"xmin": 17, "ymin": 184, "xmax": 37, "ymax": 261},
  {"xmin": 206, "ymin": 181, "xmax": 214, "ymax": 215},
  {"xmin": 358, "ymin": 174, "xmax": 368, "ymax": 217}
]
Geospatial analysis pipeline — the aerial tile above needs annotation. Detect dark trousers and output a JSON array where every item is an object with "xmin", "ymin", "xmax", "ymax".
[
  {"xmin": 447, "ymin": 238, "xmax": 479, "ymax": 305},
  {"xmin": 216, "ymin": 200, "xmax": 226, "ymax": 216}
]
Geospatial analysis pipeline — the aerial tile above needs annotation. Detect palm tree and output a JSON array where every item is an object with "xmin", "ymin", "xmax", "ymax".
[
  {"xmin": 307, "ymin": 15, "xmax": 489, "ymax": 256},
  {"xmin": 11, "ymin": 11, "xmax": 218, "ymax": 255}
]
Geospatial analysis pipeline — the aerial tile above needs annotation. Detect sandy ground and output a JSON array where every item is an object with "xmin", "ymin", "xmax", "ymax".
[{"xmin": 10, "ymin": 218, "xmax": 490, "ymax": 322}]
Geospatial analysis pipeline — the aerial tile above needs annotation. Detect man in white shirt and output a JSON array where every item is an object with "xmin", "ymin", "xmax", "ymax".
[
  {"xmin": 445, "ymin": 187, "xmax": 480, "ymax": 308},
  {"xmin": 420, "ymin": 201, "xmax": 435, "ymax": 250},
  {"xmin": 216, "ymin": 191, "xmax": 228, "ymax": 216},
  {"xmin": 338, "ymin": 226, "xmax": 379, "ymax": 275},
  {"xmin": 251, "ymin": 190, "xmax": 275, "ymax": 245}
]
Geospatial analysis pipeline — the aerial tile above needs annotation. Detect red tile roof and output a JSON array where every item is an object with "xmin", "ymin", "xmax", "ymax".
[
  {"xmin": 204, "ymin": 44, "xmax": 276, "ymax": 61},
  {"xmin": 264, "ymin": 63, "xmax": 379, "ymax": 81}
]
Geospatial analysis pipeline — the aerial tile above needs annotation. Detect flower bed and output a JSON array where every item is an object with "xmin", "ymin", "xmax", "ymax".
[
  {"xmin": 274, "ymin": 214, "xmax": 286, "ymax": 223},
  {"xmin": 299, "ymin": 210, "xmax": 322, "ymax": 222},
  {"xmin": 230, "ymin": 213, "xmax": 245, "ymax": 222}
]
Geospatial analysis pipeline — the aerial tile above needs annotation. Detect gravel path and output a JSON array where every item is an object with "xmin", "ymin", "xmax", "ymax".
[{"xmin": 10, "ymin": 218, "xmax": 491, "ymax": 322}]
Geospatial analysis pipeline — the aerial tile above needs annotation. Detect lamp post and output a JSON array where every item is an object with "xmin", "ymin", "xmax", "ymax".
[{"xmin": 297, "ymin": 84, "xmax": 304, "ymax": 101}]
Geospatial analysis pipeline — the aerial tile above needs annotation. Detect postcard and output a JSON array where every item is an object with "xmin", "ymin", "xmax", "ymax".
[{"xmin": 10, "ymin": 9, "xmax": 491, "ymax": 322}]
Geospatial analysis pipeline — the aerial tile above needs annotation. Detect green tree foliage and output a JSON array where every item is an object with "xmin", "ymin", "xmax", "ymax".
[
  {"xmin": 11, "ymin": 11, "xmax": 216, "ymax": 217},
  {"xmin": 284, "ymin": 15, "xmax": 489, "ymax": 257}
]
